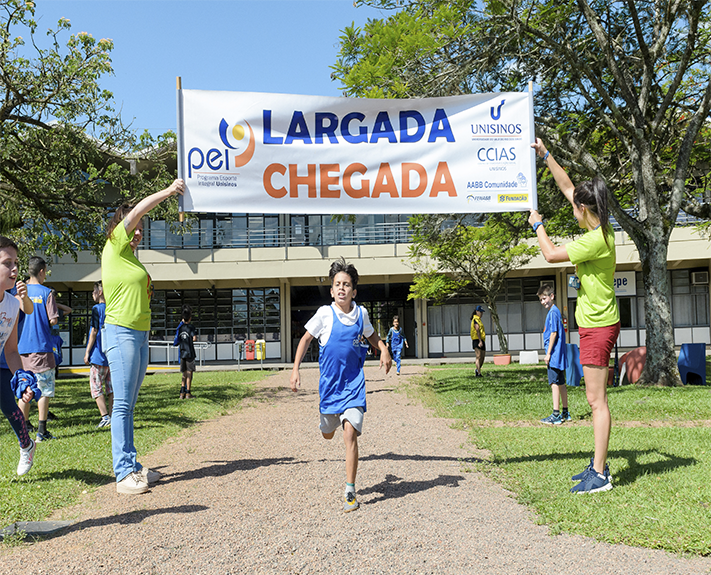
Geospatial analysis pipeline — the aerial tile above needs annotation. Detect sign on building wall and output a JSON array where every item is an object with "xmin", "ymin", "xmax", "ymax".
[
  {"xmin": 176, "ymin": 89, "xmax": 537, "ymax": 214},
  {"xmin": 567, "ymin": 271, "xmax": 637, "ymax": 299}
]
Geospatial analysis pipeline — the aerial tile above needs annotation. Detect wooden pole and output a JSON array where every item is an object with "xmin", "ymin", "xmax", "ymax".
[{"xmin": 176, "ymin": 76, "xmax": 184, "ymax": 223}]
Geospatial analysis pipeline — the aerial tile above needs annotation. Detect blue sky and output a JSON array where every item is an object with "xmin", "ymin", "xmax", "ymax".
[{"xmin": 36, "ymin": 0, "xmax": 388, "ymax": 135}]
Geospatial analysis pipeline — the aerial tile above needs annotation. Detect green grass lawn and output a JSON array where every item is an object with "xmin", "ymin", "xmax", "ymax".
[
  {"xmin": 410, "ymin": 363, "xmax": 711, "ymax": 556},
  {"xmin": 0, "ymin": 370, "xmax": 270, "ymax": 528}
]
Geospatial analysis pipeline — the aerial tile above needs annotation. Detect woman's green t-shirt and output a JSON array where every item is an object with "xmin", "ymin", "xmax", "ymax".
[
  {"xmin": 101, "ymin": 221, "xmax": 152, "ymax": 331},
  {"xmin": 565, "ymin": 226, "xmax": 619, "ymax": 329}
]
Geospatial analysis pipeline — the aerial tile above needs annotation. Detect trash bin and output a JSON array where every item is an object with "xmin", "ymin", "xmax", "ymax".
[
  {"xmin": 678, "ymin": 342, "xmax": 706, "ymax": 385},
  {"xmin": 256, "ymin": 339, "xmax": 266, "ymax": 361},
  {"xmin": 245, "ymin": 340, "xmax": 255, "ymax": 361}
]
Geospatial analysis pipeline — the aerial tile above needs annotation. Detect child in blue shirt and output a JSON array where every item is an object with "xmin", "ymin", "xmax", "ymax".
[
  {"xmin": 290, "ymin": 257, "xmax": 392, "ymax": 513},
  {"xmin": 386, "ymin": 315, "xmax": 408, "ymax": 375},
  {"xmin": 538, "ymin": 284, "xmax": 570, "ymax": 425},
  {"xmin": 84, "ymin": 281, "xmax": 112, "ymax": 428}
]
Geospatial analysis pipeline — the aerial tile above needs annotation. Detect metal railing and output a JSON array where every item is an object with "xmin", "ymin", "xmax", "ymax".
[
  {"xmin": 148, "ymin": 340, "xmax": 210, "ymax": 367},
  {"xmin": 143, "ymin": 210, "xmax": 704, "ymax": 251},
  {"xmin": 144, "ymin": 221, "xmax": 413, "ymax": 250}
]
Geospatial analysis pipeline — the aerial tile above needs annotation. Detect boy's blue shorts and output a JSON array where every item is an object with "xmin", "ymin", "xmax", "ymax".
[{"xmin": 547, "ymin": 366, "xmax": 566, "ymax": 386}]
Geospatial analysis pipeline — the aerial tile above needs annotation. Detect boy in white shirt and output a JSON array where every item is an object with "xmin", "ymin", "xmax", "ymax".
[{"xmin": 0, "ymin": 236, "xmax": 39, "ymax": 475}]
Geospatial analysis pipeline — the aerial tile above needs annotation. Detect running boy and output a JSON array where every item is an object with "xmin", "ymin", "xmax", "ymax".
[
  {"xmin": 537, "ymin": 284, "xmax": 570, "ymax": 424},
  {"xmin": 290, "ymin": 257, "xmax": 392, "ymax": 512},
  {"xmin": 84, "ymin": 281, "xmax": 113, "ymax": 428},
  {"xmin": 386, "ymin": 315, "xmax": 408, "ymax": 375},
  {"xmin": 0, "ymin": 236, "xmax": 39, "ymax": 475}
]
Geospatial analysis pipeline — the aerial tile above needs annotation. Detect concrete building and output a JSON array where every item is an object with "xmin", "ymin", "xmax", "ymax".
[{"xmin": 46, "ymin": 213, "xmax": 710, "ymax": 366}]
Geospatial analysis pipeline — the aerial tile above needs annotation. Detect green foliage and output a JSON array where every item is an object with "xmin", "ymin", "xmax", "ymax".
[
  {"xmin": 411, "ymin": 362, "xmax": 711, "ymax": 555},
  {"xmin": 335, "ymin": 1, "xmax": 478, "ymax": 98},
  {"xmin": 0, "ymin": 1, "xmax": 179, "ymax": 260},
  {"xmin": 0, "ymin": 370, "xmax": 266, "ymax": 526},
  {"xmin": 337, "ymin": 0, "xmax": 711, "ymax": 385},
  {"xmin": 408, "ymin": 213, "xmax": 538, "ymax": 353}
]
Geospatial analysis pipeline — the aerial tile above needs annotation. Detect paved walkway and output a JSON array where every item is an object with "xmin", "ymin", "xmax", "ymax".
[{"xmin": 1, "ymin": 366, "xmax": 709, "ymax": 575}]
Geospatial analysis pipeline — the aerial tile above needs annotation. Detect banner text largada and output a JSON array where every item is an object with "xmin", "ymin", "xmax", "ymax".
[{"xmin": 177, "ymin": 89, "xmax": 537, "ymax": 214}]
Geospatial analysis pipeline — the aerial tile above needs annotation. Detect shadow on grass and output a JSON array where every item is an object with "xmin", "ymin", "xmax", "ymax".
[
  {"xmin": 39, "ymin": 469, "xmax": 113, "ymax": 485},
  {"xmin": 360, "ymin": 472, "xmax": 464, "ymax": 505},
  {"xmin": 497, "ymin": 449, "xmax": 696, "ymax": 487},
  {"xmin": 161, "ymin": 456, "xmax": 306, "ymax": 485},
  {"xmin": 426, "ymin": 367, "xmax": 549, "ymax": 396}
]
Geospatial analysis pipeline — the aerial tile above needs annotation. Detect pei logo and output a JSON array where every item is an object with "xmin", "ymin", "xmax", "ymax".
[
  {"xmin": 218, "ymin": 119, "xmax": 255, "ymax": 167},
  {"xmin": 490, "ymin": 99, "xmax": 505, "ymax": 121},
  {"xmin": 188, "ymin": 119, "xmax": 255, "ymax": 178}
]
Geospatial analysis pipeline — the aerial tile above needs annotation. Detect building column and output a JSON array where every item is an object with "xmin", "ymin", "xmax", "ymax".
[
  {"xmin": 281, "ymin": 278, "xmax": 291, "ymax": 363},
  {"xmin": 415, "ymin": 298, "xmax": 428, "ymax": 359}
]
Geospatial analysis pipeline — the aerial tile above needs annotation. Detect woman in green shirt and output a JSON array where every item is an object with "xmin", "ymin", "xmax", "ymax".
[
  {"xmin": 102, "ymin": 178, "xmax": 184, "ymax": 495},
  {"xmin": 529, "ymin": 138, "xmax": 620, "ymax": 494}
]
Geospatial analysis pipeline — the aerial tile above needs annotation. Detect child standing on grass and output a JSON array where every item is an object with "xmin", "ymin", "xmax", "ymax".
[
  {"xmin": 537, "ymin": 284, "xmax": 570, "ymax": 425},
  {"xmin": 18, "ymin": 256, "xmax": 59, "ymax": 442},
  {"xmin": 290, "ymin": 257, "xmax": 392, "ymax": 513},
  {"xmin": 84, "ymin": 281, "xmax": 113, "ymax": 428},
  {"xmin": 0, "ymin": 236, "xmax": 39, "ymax": 476},
  {"xmin": 386, "ymin": 315, "xmax": 408, "ymax": 375},
  {"xmin": 177, "ymin": 304, "xmax": 197, "ymax": 399}
]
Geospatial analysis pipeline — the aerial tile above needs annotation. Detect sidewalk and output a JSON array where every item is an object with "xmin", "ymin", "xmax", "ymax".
[{"xmin": 2, "ymin": 366, "xmax": 709, "ymax": 574}]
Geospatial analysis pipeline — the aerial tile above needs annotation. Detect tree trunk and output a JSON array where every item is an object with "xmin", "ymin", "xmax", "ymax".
[
  {"xmin": 486, "ymin": 299, "xmax": 509, "ymax": 355},
  {"xmin": 631, "ymin": 231, "xmax": 683, "ymax": 387}
]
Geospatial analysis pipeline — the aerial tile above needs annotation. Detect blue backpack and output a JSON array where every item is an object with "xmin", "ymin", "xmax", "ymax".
[
  {"xmin": 173, "ymin": 321, "xmax": 183, "ymax": 346},
  {"xmin": 52, "ymin": 334, "xmax": 63, "ymax": 367}
]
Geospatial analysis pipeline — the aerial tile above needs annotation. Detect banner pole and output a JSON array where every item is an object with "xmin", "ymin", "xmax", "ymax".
[
  {"xmin": 176, "ymin": 76, "xmax": 184, "ymax": 223},
  {"xmin": 528, "ymin": 80, "xmax": 537, "ymax": 211}
]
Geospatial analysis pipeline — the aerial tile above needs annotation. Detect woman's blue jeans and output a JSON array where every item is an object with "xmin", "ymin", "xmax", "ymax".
[{"xmin": 103, "ymin": 323, "xmax": 148, "ymax": 482}]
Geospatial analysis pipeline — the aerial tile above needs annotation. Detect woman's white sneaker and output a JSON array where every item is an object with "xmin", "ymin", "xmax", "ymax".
[
  {"xmin": 139, "ymin": 467, "xmax": 162, "ymax": 485},
  {"xmin": 116, "ymin": 471, "xmax": 149, "ymax": 494}
]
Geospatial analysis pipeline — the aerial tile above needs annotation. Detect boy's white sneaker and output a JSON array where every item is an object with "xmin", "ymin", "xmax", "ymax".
[{"xmin": 17, "ymin": 439, "xmax": 36, "ymax": 476}]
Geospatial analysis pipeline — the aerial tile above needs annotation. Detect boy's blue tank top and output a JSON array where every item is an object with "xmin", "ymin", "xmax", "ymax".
[
  {"xmin": 389, "ymin": 327, "xmax": 404, "ymax": 350},
  {"xmin": 318, "ymin": 305, "xmax": 367, "ymax": 414},
  {"xmin": 89, "ymin": 303, "xmax": 108, "ymax": 366},
  {"xmin": 18, "ymin": 284, "xmax": 54, "ymax": 355}
]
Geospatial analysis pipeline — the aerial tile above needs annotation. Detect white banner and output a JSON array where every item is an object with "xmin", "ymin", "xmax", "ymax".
[
  {"xmin": 567, "ymin": 271, "xmax": 637, "ymax": 299},
  {"xmin": 177, "ymin": 90, "xmax": 537, "ymax": 214}
]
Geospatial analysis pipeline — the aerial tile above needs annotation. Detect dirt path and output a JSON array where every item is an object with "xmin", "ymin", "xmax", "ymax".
[{"xmin": 2, "ymin": 366, "xmax": 709, "ymax": 575}]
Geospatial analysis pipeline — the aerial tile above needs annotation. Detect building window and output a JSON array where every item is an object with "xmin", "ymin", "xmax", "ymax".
[{"xmin": 150, "ymin": 287, "xmax": 281, "ymax": 344}]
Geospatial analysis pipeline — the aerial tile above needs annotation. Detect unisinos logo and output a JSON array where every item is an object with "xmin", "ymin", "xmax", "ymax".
[
  {"xmin": 187, "ymin": 118, "xmax": 255, "ymax": 178},
  {"xmin": 471, "ymin": 98, "xmax": 523, "ymax": 138},
  {"xmin": 490, "ymin": 99, "xmax": 505, "ymax": 120}
]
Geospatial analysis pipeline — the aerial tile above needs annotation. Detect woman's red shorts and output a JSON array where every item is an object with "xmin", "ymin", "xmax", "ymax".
[{"xmin": 578, "ymin": 322, "xmax": 621, "ymax": 366}]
